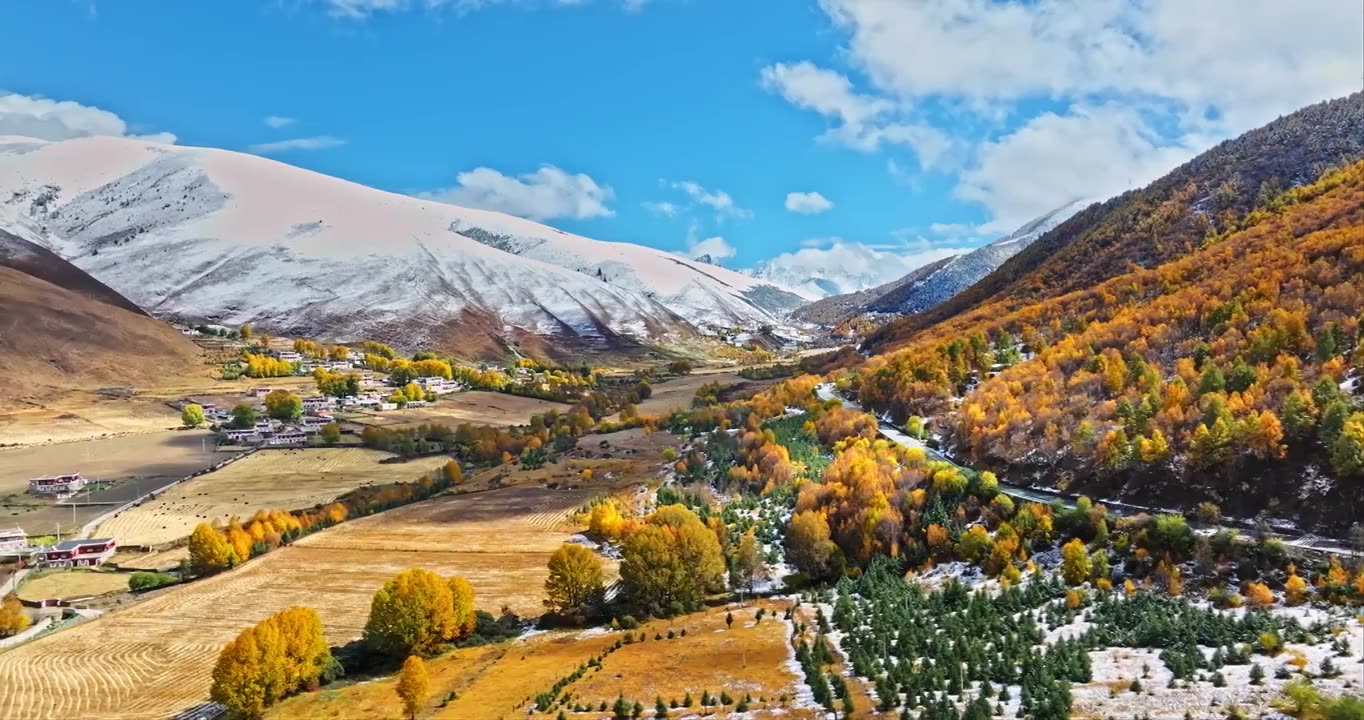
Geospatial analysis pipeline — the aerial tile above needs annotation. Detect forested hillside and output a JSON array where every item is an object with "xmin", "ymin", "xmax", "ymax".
[
  {"xmin": 850, "ymin": 161, "xmax": 1364, "ymax": 529},
  {"xmin": 866, "ymin": 92, "xmax": 1364, "ymax": 354}
]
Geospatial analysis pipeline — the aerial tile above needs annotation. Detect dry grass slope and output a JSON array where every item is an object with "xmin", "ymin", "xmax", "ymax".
[
  {"xmin": 95, "ymin": 448, "xmax": 449, "ymax": 546},
  {"xmin": 0, "ymin": 485, "xmax": 600, "ymax": 720}
]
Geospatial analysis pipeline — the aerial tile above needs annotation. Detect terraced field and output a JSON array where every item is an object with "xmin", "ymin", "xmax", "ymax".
[
  {"xmin": 0, "ymin": 485, "xmax": 602, "ymax": 720},
  {"xmin": 94, "ymin": 448, "xmax": 447, "ymax": 547}
]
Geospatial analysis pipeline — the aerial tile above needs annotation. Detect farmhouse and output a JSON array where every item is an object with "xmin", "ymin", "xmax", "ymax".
[
  {"xmin": 252, "ymin": 387, "xmax": 284, "ymax": 399},
  {"xmin": 0, "ymin": 527, "xmax": 27, "ymax": 552},
  {"xmin": 275, "ymin": 351, "xmax": 302, "ymax": 362},
  {"xmin": 267, "ymin": 430, "xmax": 307, "ymax": 446},
  {"xmin": 302, "ymin": 396, "xmax": 336, "ymax": 412},
  {"xmin": 28, "ymin": 473, "xmax": 89, "ymax": 497},
  {"xmin": 37, "ymin": 538, "xmax": 116, "ymax": 568},
  {"xmin": 224, "ymin": 429, "xmax": 259, "ymax": 444}
]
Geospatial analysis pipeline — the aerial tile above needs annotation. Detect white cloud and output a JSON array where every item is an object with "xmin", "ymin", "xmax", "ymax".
[
  {"xmin": 667, "ymin": 180, "xmax": 752, "ymax": 220},
  {"xmin": 642, "ymin": 200, "xmax": 680, "ymax": 217},
  {"xmin": 956, "ymin": 103, "xmax": 1200, "ymax": 231},
  {"xmin": 247, "ymin": 135, "xmax": 347, "ymax": 155},
  {"xmin": 264, "ymin": 115, "xmax": 295, "ymax": 129},
  {"xmin": 818, "ymin": 0, "xmax": 1361, "ymax": 131},
  {"xmin": 424, "ymin": 165, "xmax": 615, "ymax": 221},
  {"xmin": 0, "ymin": 92, "xmax": 175, "ymax": 143},
  {"xmin": 759, "ymin": 61, "xmax": 950, "ymax": 169},
  {"xmin": 686, "ymin": 235, "xmax": 736, "ymax": 261},
  {"xmin": 764, "ymin": 0, "xmax": 1361, "ymax": 227},
  {"xmin": 785, "ymin": 191, "xmax": 834, "ymax": 215},
  {"xmin": 752, "ymin": 240, "xmax": 967, "ymax": 296}
]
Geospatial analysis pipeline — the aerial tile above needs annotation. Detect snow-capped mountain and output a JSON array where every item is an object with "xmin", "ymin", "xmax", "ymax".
[
  {"xmin": 0, "ymin": 135, "xmax": 804, "ymax": 356},
  {"xmin": 866, "ymin": 198, "xmax": 1095, "ymax": 315},
  {"xmin": 745, "ymin": 240, "xmax": 940, "ymax": 300},
  {"xmin": 791, "ymin": 199, "xmax": 1097, "ymax": 326}
]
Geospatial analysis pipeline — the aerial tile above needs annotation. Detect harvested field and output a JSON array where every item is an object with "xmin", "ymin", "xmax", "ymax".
[
  {"xmin": 16, "ymin": 569, "xmax": 130, "ymax": 602},
  {"xmin": 463, "ymin": 428, "xmax": 682, "ymax": 495},
  {"xmin": 343, "ymin": 391, "xmax": 570, "ymax": 430},
  {"xmin": 0, "ymin": 485, "xmax": 610, "ymax": 720},
  {"xmin": 111, "ymin": 546, "xmax": 190, "ymax": 573},
  {"xmin": 270, "ymin": 601, "xmax": 820, "ymax": 720},
  {"xmin": 634, "ymin": 372, "xmax": 775, "ymax": 416},
  {"xmin": 94, "ymin": 448, "xmax": 448, "ymax": 546},
  {"xmin": 0, "ymin": 377, "xmax": 315, "ymax": 447},
  {"xmin": 557, "ymin": 600, "xmax": 808, "ymax": 715},
  {"xmin": 0, "ymin": 430, "xmax": 224, "ymax": 535}
]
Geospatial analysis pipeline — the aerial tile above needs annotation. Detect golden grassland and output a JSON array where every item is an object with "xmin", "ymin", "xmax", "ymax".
[
  {"xmin": 0, "ymin": 376, "xmax": 317, "ymax": 447},
  {"xmin": 0, "ymin": 485, "xmax": 607, "ymax": 720},
  {"xmin": 268, "ymin": 601, "xmax": 825, "ymax": 720},
  {"xmin": 16, "ymin": 569, "xmax": 131, "ymax": 602},
  {"xmin": 342, "ymin": 391, "xmax": 572, "ymax": 430},
  {"xmin": 94, "ymin": 448, "xmax": 449, "ymax": 547},
  {"xmin": 110, "ymin": 546, "xmax": 190, "ymax": 573}
]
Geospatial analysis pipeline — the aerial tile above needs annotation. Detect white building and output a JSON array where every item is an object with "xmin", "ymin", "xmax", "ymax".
[
  {"xmin": 276, "ymin": 351, "xmax": 302, "ymax": 362},
  {"xmin": 0, "ymin": 527, "xmax": 28, "ymax": 553},
  {"xmin": 28, "ymin": 474, "xmax": 89, "ymax": 497},
  {"xmin": 267, "ymin": 430, "xmax": 307, "ymax": 446},
  {"xmin": 302, "ymin": 396, "xmax": 336, "ymax": 412},
  {"xmin": 224, "ymin": 429, "xmax": 259, "ymax": 444}
]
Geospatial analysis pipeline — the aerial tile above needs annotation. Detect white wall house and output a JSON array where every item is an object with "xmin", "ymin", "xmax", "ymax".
[{"xmin": 0, "ymin": 527, "xmax": 27, "ymax": 553}]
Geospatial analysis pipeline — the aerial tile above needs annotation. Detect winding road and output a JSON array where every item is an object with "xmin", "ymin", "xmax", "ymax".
[{"xmin": 815, "ymin": 384, "xmax": 1361, "ymax": 559}]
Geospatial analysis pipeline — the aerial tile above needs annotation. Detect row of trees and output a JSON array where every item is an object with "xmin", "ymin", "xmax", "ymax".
[{"xmin": 188, "ymin": 463, "xmax": 462, "ymax": 576}]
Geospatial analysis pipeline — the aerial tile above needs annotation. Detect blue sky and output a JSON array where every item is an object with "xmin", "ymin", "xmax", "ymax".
[{"xmin": 1, "ymin": 0, "xmax": 1360, "ymax": 289}]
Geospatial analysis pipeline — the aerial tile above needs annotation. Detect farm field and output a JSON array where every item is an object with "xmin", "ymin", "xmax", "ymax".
[
  {"xmin": 94, "ymin": 448, "xmax": 448, "ymax": 547},
  {"xmin": 0, "ymin": 430, "xmax": 224, "ymax": 535},
  {"xmin": 16, "ymin": 569, "xmax": 131, "ymax": 602},
  {"xmin": 463, "ymin": 427, "xmax": 683, "ymax": 495},
  {"xmin": 634, "ymin": 371, "xmax": 775, "ymax": 416},
  {"xmin": 0, "ymin": 484, "xmax": 610, "ymax": 720},
  {"xmin": 268, "ymin": 600, "xmax": 820, "ymax": 720},
  {"xmin": 111, "ymin": 546, "xmax": 190, "ymax": 573},
  {"xmin": 342, "ymin": 391, "xmax": 571, "ymax": 431},
  {"xmin": 0, "ymin": 376, "xmax": 316, "ymax": 447}
]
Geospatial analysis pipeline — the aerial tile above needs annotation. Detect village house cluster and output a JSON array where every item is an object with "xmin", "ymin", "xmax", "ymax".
[{"xmin": 0, "ymin": 526, "xmax": 117, "ymax": 568}]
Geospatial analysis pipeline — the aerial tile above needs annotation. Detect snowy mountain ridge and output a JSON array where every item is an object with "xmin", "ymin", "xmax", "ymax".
[
  {"xmin": 789, "ymin": 199, "xmax": 1098, "ymax": 327},
  {"xmin": 0, "ymin": 134, "xmax": 804, "ymax": 356}
]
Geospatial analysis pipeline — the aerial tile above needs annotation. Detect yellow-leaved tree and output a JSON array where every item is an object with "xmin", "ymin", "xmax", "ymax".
[
  {"xmin": 0, "ymin": 594, "xmax": 31, "ymax": 637},
  {"xmin": 363, "ymin": 569, "xmax": 474, "ymax": 657},
  {"xmin": 447, "ymin": 575, "xmax": 477, "ymax": 638},
  {"xmin": 543, "ymin": 543, "xmax": 605, "ymax": 614},
  {"xmin": 395, "ymin": 655, "xmax": 429, "ymax": 720},
  {"xmin": 619, "ymin": 504, "xmax": 724, "ymax": 615},
  {"xmin": 210, "ymin": 606, "xmax": 333, "ymax": 719},
  {"xmin": 1060, "ymin": 538, "xmax": 1091, "ymax": 586},
  {"xmin": 188, "ymin": 523, "xmax": 236, "ymax": 576}
]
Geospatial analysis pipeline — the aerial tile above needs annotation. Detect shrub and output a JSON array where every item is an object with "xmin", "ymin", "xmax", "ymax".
[{"xmin": 128, "ymin": 572, "xmax": 178, "ymax": 592}]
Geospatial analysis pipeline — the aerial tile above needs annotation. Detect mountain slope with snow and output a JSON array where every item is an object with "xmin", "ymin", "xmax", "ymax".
[
  {"xmin": 789, "ymin": 200, "xmax": 1095, "ymax": 328},
  {"xmin": 0, "ymin": 135, "xmax": 803, "ymax": 357},
  {"xmin": 867, "ymin": 198, "xmax": 1095, "ymax": 315}
]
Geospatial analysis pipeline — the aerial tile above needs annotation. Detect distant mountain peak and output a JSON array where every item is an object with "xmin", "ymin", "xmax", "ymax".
[{"xmin": 0, "ymin": 134, "xmax": 806, "ymax": 358}]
